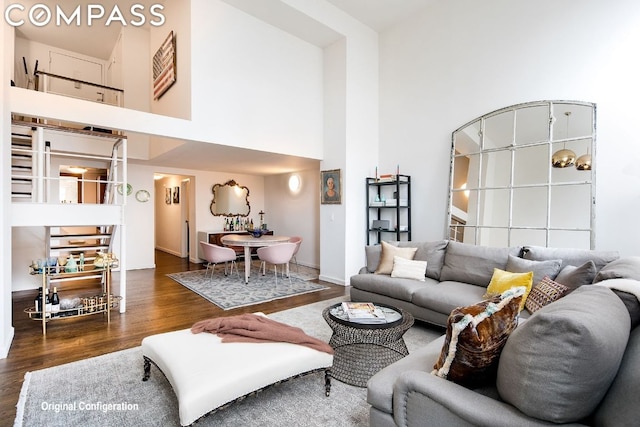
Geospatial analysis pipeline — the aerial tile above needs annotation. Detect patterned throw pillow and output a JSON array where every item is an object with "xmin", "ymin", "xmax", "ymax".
[
  {"xmin": 484, "ymin": 268, "xmax": 533, "ymax": 311},
  {"xmin": 525, "ymin": 276, "xmax": 569, "ymax": 313},
  {"xmin": 374, "ymin": 241, "xmax": 417, "ymax": 275},
  {"xmin": 432, "ymin": 287, "xmax": 524, "ymax": 387}
]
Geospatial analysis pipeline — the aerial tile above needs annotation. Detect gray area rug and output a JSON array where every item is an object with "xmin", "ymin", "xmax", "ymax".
[
  {"xmin": 15, "ymin": 297, "xmax": 443, "ymax": 427},
  {"xmin": 167, "ymin": 263, "xmax": 327, "ymax": 310}
]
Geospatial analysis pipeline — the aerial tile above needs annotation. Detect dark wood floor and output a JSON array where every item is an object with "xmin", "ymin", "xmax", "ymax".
[{"xmin": 0, "ymin": 250, "xmax": 348, "ymax": 422}]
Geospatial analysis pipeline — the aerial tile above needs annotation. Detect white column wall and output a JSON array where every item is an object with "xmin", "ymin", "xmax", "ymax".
[{"xmin": 1, "ymin": 19, "xmax": 15, "ymax": 358}]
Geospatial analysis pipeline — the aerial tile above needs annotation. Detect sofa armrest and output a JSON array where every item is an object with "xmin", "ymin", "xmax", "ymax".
[{"xmin": 392, "ymin": 371, "xmax": 579, "ymax": 427}]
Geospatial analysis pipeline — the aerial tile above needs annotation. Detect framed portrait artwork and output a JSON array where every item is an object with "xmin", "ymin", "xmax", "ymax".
[
  {"xmin": 173, "ymin": 186, "xmax": 180, "ymax": 204},
  {"xmin": 320, "ymin": 169, "xmax": 341, "ymax": 204},
  {"xmin": 165, "ymin": 187, "xmax": 172, "ymax": 205}
]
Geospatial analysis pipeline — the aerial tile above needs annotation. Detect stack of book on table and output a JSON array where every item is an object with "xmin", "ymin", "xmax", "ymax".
[{"xmin": 341, "ymin": 302, "xmax": 387, "ymax": 324}]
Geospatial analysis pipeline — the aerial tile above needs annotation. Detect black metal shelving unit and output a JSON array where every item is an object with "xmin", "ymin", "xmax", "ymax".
[{"xmin": 366, "ymin": 174, "xmax": 411, "ymax": 245}]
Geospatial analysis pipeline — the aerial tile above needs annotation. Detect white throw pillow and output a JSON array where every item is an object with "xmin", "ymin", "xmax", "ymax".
[{"xmin": 391, "ymin": 256, "xmax": 427, "ymax": 281}]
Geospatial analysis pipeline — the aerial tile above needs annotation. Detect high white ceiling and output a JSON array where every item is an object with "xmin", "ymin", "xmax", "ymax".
[{"xmin": 12, "ymin": 0, "xmax": 435, "ymax": 175}]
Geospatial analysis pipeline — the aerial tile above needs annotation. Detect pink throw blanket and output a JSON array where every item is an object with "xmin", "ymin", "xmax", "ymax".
[{"xmin": 191, "ymin": 313, "xmax": 334, "ymax": 355}]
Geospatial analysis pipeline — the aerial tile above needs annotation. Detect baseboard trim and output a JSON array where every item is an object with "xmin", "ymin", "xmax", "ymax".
[
  {"xmin": 318, "ymin": 274, "xmax": 345, "ymax": 286},
  {"xmin": 0, "ymin": 326, "xmax": 15, "ymax": 359}
]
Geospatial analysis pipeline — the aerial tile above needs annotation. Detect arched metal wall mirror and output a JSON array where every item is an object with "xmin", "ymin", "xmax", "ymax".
[
  {"xmin": 448, "ymin": 100, "xmax": 595, "ymax": 249},
  {"xmin": 210, "ymin": 180, "xmax": 251, "ymax": 217}
]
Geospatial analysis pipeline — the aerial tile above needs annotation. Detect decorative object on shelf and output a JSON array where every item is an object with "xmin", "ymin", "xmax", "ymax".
[
  {"xmin": 321, "ymin": 169, "xmax": 341, "ymax": 204},
  {"xmin": 136, "ymin": 189, "xmax": 150, "ymax": 202},
  {"xmin": 165, "ymin": 187, "xmax": 172, "ymax": 204},
  {"xmin": 65, "ymin": 254, "xmax": 78, "ymax": 273},
  {"xmin": 94, "ymin": 252, "xmax": 118, "ymax": 268},
  {"xmin": 153, "ymin": 30, "xmax": 177, "ymax": 100},
  {"xmin": 173, "ymin": 186, "xmax": 180, "ymax": 204},
  {"xmin": 117, "ymin": 183, "xmax": 133, "ymax": 195},
  {"xmin": 552, "ymin": 112, "xmax": 577, "ymax": 168}
]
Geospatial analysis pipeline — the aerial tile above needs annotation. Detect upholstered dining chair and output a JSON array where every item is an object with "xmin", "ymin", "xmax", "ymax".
[
  {"xmin": 288, "ymin": 236, "xmax": 303, "ymax": 273},
  {"xmin": 256, "ymin": 242, "xmax": 297, "ymax": 284},
  {"xmin": 199, "ymin": 241, "xmax": 239, "ymax": 279}
]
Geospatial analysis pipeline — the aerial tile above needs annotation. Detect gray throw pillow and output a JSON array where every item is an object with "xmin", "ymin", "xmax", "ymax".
[
  {"xmin": 554, "ymin": 261, "xmax": 597, "ymax": 293},
  {"xmin": 365, "ymin": 244, "xmax": 383, "ymax": 273},
  {"xmin": 496, "ymin": 286, "xmax": 630, "ymax": 424},
  {"xmin": 505, "ymin": 255, "xmax": 561, "ymax": 285},
  {"xmin": 439, "ymin": 241, "xmax": 520, "ymax": 287},
  {"xmin": 593, "ymin": 256, "xmax": 640, "ymax": 283},
  {"xmin": 521, "ymin": 245, "xmax": 619, "ymax": 270},
  {"xmin": 398, "ymin": 240, "xmax": 448, "ymax": 280}
]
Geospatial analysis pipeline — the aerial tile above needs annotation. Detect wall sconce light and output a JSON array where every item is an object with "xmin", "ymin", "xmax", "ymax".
[{"xmin": 288, "ymin": 174, "xmax": 301, "ymax": 192}]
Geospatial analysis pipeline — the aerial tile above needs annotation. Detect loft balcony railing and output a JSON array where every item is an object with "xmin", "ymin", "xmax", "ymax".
[
  {"xmin": 35, "ymin": 70, "xmax": 124, "ymax": 107},
  {"xmin": 10, "ymin": 120, "xmax": 127, "ymax": 206}
]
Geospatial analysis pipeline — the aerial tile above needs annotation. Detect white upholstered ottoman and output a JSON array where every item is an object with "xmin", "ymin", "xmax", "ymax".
[{"xmin": 141, "ymin": 328, "xmax": 333, "ymax": 426}]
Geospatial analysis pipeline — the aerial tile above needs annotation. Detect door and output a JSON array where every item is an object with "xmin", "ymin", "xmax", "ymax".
[{"xmin": 49, "ymin": 52, "xmax": 104, "ymax": 103}]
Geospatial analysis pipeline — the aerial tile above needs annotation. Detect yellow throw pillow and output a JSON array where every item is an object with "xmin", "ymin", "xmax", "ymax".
[
  {"xmin": 484, "ymin": 268, "xmax": 533, "ymax": 311},
  {"xmin": 375, "ymin": 241, "xmax": 418, "ymax": 275}
]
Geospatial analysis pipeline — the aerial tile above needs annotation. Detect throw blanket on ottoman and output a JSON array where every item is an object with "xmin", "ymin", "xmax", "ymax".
[
  {"xmin": 191, "ymin": 313, "xmax": 334, "ymax": 354},
  {"xmin": 142, "ymin": 313, "xmax": 333, "ymax": 426}
]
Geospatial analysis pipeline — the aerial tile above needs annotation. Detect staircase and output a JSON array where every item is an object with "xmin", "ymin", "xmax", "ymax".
[
  {"xmin": 10, "ymin": 121, "xmax": 127, "ymax": 295},
  {"xmin": 10, "ymin": 126, "xmax": 34, "ymax": 202},
  {"xmin": 46, "ymin": 225, "xmax": 115, "ymax": 284}
]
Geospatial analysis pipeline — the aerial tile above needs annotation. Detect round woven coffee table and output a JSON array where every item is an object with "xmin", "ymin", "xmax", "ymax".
[{"xmin": 322, "ymin": 303, "xmax": 414, "ymax": 387}]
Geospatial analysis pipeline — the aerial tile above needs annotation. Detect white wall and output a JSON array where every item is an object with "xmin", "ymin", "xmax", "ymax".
[
  {"xmin": 264, "ymin": 169, "xmax": 320, "ymax": 268},
  {"xmin": 190, "ymin": 0, "xmax": 323, "ymax": 158},
  {"xmin": 149, "ymin": 0, "xmax": 190, "ymax": 120},
  {"xmin": 378, "ymin": 0, "xmax": 640, "ymax": 256},
  {"xmin": 1, "ymin": 15, "xmax": 15, "ymax": 358}
]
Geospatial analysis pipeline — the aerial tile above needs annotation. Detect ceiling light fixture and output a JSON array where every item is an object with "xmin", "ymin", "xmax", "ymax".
[
  {"xmin": 576, "ymin": 149, "xmax": 592, "ymax": 170},
  {"xmin": 551, "ymin": 112, "xmax": 576, "ymax": 168},
  {"xmin": 68, "ymin": 166, "xmax": 87, "ymax": 174}
]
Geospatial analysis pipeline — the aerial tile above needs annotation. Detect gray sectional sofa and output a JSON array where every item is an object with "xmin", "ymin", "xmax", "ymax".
[{"xmin": 349, "ymin": 240, "xmax": 640, "ymax": 427}]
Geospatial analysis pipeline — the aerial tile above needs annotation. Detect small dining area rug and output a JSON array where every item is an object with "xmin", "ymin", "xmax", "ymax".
[{"xmin": 167, "ymin": 263, "xmax": 327, "ymax": 310}]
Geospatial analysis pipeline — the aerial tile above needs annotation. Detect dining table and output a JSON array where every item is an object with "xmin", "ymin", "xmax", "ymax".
[{"xmin": 220, "ymin": 234, "xmax": 291, "ymax": 283}]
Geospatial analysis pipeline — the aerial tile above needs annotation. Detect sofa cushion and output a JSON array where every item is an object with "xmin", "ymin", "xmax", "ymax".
[
  {"xmin": 505, "ymin": 255, "xmax": 561, "ymax": 285},
  {"xmin": 497, "ymin": 286, "xmax": 630, "ymax": 424},
  {"xmin": 554, "ymin": 260, "xmax": 597, "ymax": 293},
  {"xmin": 592, "ymin": 325, "xmax": 640, "ymax": 426},
  {"xmin": 391, "ymin": 256, "xmax": 427, "ymax": 281},
  {"xmin": 349, "ymin": 273, "xmax": 434, "ymax": 303},
  {"xmin": 412, "ymin": 281, "xmax": 488, "ymax": 316},
  {"xmin": 365, "ymin": 244, "xmax": 384, "ymax": 273},
  {"xmin": 521, "ymin": 245, "xmax": 619, "ymax": 270},
  {"xmin": 367, "ymin": 335, "xmax": 446, "ymax": 414},
  {"xmin": 524, "ymin": 276, "xmax": 569, "ymax": 314},
  {"xmin": 375, "ymin": 241, "xmax": 418, "ymax": 275},
  {"xmin": 432, "ymin": 287, "xmax": 524, "ymax": 387},
  {"xmin": 439, "ymin": 241, "xmax": 520, "ymax": 287},
  {"xmin": 484, "ymin": 269, "xmax": 533, "ymax": 311},
  {"xmin": 593, "ymin": 256, "xmax": 640, "ymax": 283},
  {"xmin": 398, "ymin": 240, "xmax": 449, "ymax": 280}
]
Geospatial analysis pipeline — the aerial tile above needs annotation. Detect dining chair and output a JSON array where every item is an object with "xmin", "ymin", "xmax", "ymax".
[
  {"xmin": 256, "ymin": 242, "xmax": 297, "ymax": 284},
  {"xmin": 288, "ymin": 236, "xmax": 303, "ymax": 273},
  {"xmin": 199, "ymin": 241, "xmax": 239, "ymax": 279}
]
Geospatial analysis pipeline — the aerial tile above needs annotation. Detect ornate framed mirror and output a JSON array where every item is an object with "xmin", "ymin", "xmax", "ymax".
[
  {"xmin": 448, "ymin": 100, "xmax": 595, "ymax": 249},
  {"xmin": 210, "ymin": 180, "xmax": 251, "ymax": 217}
]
